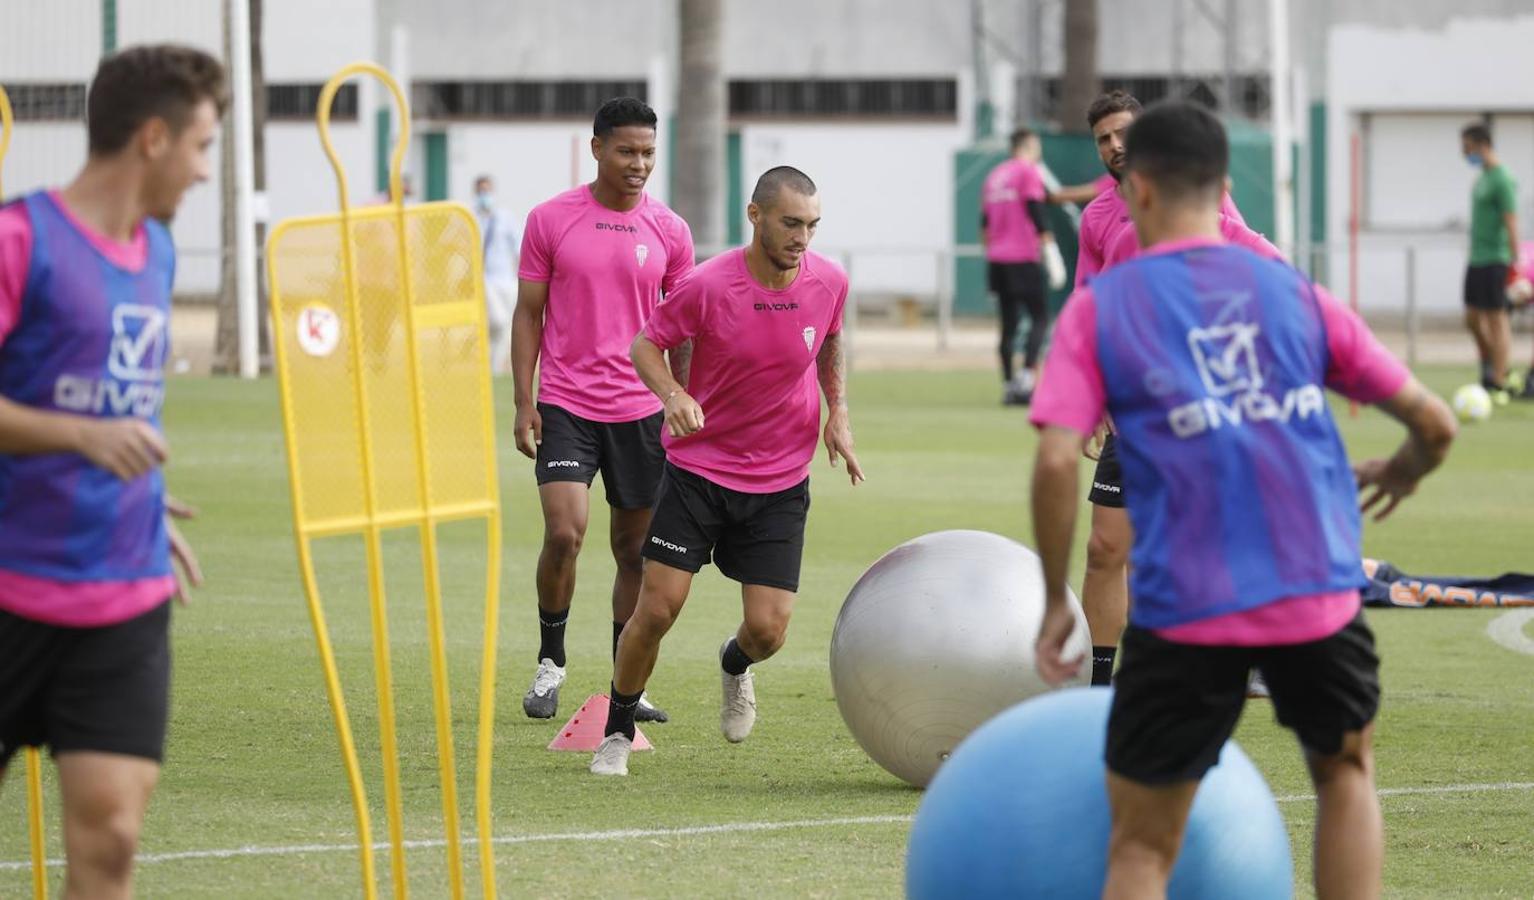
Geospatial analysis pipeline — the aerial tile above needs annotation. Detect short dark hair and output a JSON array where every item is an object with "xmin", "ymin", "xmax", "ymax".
[
  {"xmin": 473, "ymin": 174, "xmax": 493, "ymax": 189},
  {"xmin": 1010, "ymin": 127, "xmax": 1035, "ymax": 151},
  {"xmin": 1461, "ymin": 123, "xmax": 1493, "ymax": 147},
  {"xmin": 751, "ymin": 166, "xmax": 817, "ymax": 208},
  {"xmin": 593, "ymin": 97, "xmax": 657, "ymax": 137},
  {"xmin": 1086, "ymin": 90, "xmax": 1143, "ymax": 131},
  {"xmin": 1124, "ymin": 101, "xmax": 1228, "ymax": 202},
  {"xmin": 87, "ymin": 44, "xmax": 227, "ymax": 156}
]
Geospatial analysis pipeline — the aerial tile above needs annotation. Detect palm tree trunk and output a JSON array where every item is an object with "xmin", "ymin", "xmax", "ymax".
[
  {"xmin": 1060, "ymin": 0, "xmax": 1100, "ymax": 133},
  {"xmin": 673, "ymin": 0, "xmax": 724, "ymax": 255},
  {"xmin": 214, "ymin": 0, "xmax": 238, "ymax": 374}
]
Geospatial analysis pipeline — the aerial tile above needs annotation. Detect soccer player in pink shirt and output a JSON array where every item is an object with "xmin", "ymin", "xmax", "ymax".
[
  {"xmin": 1071, "ymin": 90, "xmax": 1282, "ymax": 689},
  {"xmin": 512, "ymin": 98, "xmax": 695, "ymax": 724},
  {"xmin": 590, "ymin": 166, "xmax": 862, "ymax": 776},
  {"xmin": 1030, "ymin": 102, "xmax": 1457, "ymax": 900},
  {"xmin": 981, "ymin": 128, "xmax": 1066, "ymax": 404},
  {"xmin": 0, "ymin": 45, "xmax": 215, "ymax": 898}
]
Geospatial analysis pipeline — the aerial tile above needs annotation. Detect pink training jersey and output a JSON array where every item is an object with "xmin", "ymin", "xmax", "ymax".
[
  {"xmin": 0, "ymin": 195, "xmax": 178, "ymax": 627},
  {"xmin": 519, "ymin": 185, "xmax": 695, "ymax": 422},
  {"xmin": 642, "ymin": 247, "xmax": 848, "ymax": 493},
  {"xmin": 1033, "ymin": 236, "xmax": 1411, "ymax": 645},
  {"xmin": 982, "ymin": 158, "xmax": 1048, "ymax": 263},
  {"xmin": 1075, "ymin": 188, "xmax": 1275, "ymax": 288}
]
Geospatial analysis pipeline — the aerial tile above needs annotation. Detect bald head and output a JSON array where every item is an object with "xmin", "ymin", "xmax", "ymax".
[{"xmin": 751, "ymin": 165, "xmax": 817, "ymax": 210}]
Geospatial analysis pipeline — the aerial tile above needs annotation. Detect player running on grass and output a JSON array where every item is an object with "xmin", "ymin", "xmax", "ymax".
[
  {"xmin": 591, "ymin": 166, "xmax": 863, "ymax": 776},
  {"xmin": 0, "ymin": 44, "xmax": 212, "ymax": 899},
  {"xmin": 1031, "ymin": 101, "xmax": 1457, "ymax": 900},
  {"xmin": 512, "ymin": 97, "xmax": 694, "ymax": 724},
  {"xmin": 1071, "ymin": 90, "xmax": 1282, "ymax": 689}
]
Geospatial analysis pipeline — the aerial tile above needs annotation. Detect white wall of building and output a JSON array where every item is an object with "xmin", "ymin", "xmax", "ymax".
[
  {"xmin": 0, "ymin": 0, "xmax": 375, "ymax": 295},
  {"xmin": 739, "ymin": 121, "xmax": 970, "ymax": 298},
  {"xmin": 1326, "ymin": 15, "xmax": 1534, "ymax": 313}
]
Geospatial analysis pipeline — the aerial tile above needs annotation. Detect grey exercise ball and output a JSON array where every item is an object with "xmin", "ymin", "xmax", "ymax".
[{"xmin": 830, "ymin": 530, "xmax": 1091, "ymax": 787}]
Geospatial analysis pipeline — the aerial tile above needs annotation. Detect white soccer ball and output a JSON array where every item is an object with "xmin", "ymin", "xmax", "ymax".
[
  {"xmin": 1452, "ymin": 384, "xmax": 1493, "ymax": 423},
  {"xmin": 1508, "ymin": 276, "xmax": 1534, "ymax": 307}
]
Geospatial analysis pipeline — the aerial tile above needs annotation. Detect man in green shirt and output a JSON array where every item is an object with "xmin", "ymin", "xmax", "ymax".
[{"xmin": 1461, "ymin": 123, "xmax": 1520, "ymax": 399}]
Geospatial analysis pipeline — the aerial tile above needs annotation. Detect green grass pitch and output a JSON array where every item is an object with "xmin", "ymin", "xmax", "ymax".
[{"xmin": 2, "ymin": 365, "xmax": 1531, "ymax": 897}]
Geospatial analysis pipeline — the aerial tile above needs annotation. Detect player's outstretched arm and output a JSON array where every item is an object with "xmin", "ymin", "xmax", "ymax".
[
  {"xmin": 1353, "ymin": 378, "xmax": 1457, "ymax": 521},
  {"xmin": 1031, "ymin": 425, "xmax": 1087, "ymax": 685},
  {"xmin": 631, "ymin": 333, "xmax": 703, "ymax": 438},
  {"xmin": 0, "ymin": 396, "xmax": 165, "ymax": 481},
  {"xmin": 510, "ymin": 278, "xmax": 549, "ymax": 459},
  {"xmin": 816, "ymin": 332, "xmax": 863, "ymax": 485},
  {"xmin": 1047, "ymin": 182, "xmax": 1101, "ymax": 207}
]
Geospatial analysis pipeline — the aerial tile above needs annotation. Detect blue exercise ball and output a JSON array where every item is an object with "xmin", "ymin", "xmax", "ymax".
[{"xmin": 906, "ymin": 688, "xmax": 1292, "ymax": 899}]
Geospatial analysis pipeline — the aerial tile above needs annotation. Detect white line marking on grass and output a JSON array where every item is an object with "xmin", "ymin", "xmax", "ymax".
[
  {"xmin": 1487, "ymin": 609, "xmax": 1534, "ymax": 656},
  {"xmin": 5, "ymin": 782, "xmax": 1533, "ymax": 872},
  {"xmin": 0, "ymin": 814, "xmax": 914, "ymax": 871},
  {"xmin": 1274, "ymin": 781, "xmax": 1534, "ymax": 804}
]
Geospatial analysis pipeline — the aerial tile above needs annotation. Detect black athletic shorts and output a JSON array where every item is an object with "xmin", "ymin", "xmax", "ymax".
[
  {"xmin": 988, "ymin": 261, "xmax": 1045, "ymax": 299},
  {"xmin": 1464, "ymin": 263, "xmax": 1510, "ymax": 311},
  {"xmin": 641, "ymin": 462, "xmax": 810, "ymax": 591},
  {"xmin": 534, "ymin": 402, "xmax": 665, "ymax": 509},
  {"xmin": 1106, "ymin": 610, "xmax": 1380, "ymax": 785},
  {"xmin": 0, "ymin": 601, "xmax": 173, "ymax": 768},
  {"xmin": 1088, "ymin": 432, "xmax": 1125, "ymax": 508}
]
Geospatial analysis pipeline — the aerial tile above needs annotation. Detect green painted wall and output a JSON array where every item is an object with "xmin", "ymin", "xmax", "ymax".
[
  {"xmin": 424, "ymin": 132, "xmax": 447, "ymax": 201},
  {"xmin": 102, "ymin": 0, "xmax": 117, "ymax": 54},
  {"xmin": 726, "ymin": 130, "xmax": 743, "ymax": 245},
  {"xmin": 1309, "ymin": 101, "xmax": 1328, "ymax": 280},
  {"xmin": 954, "ymin": 121, "xmax": 1297, "ymax": 317},
  {"xmin": 375, "ymin": 108, "xmax": 390, "ymax": 194}
]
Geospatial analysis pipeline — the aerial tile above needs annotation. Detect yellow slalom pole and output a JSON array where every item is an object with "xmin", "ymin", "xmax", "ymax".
[
  {"xmin": 381, "ymin": 77, "xmax": 466, "ymax": 900},
  {"xmin": 299, "ymin": 539, "xmax": 378, "ymax": 896},
  {"xmin": 26, "ymin": 747, "xmax": 46, "ymax": 900},
  {"xmin": 0, "ymin": 83, "xmax": 13, "ymax": 198},
  {"xmin": 267, "ymin": 217, "xmax": 382, "ymax": 898},
  {"xmin": 470, "ymin": 188, "xmax": 505, "ymax": 897},
  {"xmin": 316, "ymin": 65, "xmax": 409, "ymax": 900},
  {"xmin": 476, "ymin": 511, "xmax": 501, "ymax": 898},
  {"xmin": 2, "ymin": 82, "xmax": 46, "ymax": 900}
]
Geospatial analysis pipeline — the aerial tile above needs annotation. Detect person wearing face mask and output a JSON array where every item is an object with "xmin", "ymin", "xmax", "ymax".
[
  {"xmin": 1459, "ymin": 123, "xmax": 1520, "ymax": 402},
  {"xmin": 472, "ymin": 174, "xmax": 519, "ymax": 375}
]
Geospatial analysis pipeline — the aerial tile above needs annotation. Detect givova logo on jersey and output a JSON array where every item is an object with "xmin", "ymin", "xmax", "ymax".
[
  {"xmin": 54, "ymin": 304, "xmax": 167, "ymax": 418},
  {"xmin": 1166, "ymin": 322, "xmax": 1324, "ymax": 438}
]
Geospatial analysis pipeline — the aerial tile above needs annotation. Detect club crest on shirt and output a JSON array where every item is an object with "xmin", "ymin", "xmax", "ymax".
[
  {"xmin": 107, "ymin": 304, "xmax": 168, "ymax": 382},
  {"xmin": 802, "ymin": 326, "xmax": 815, "ymax": 351},
  {"xmin": 1187, "ymin": 322, "xmax": 1262, "ymax": 396},
  {"xmin": 635, "ymin": 243, "xmax": 649, "ymax": 267}
]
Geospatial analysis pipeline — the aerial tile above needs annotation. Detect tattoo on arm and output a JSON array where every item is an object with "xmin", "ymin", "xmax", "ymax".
[
  {"xmin": 817, "ymin": 332, "xmax": 847, "ymax": 410},
  {"xmin": 669, "ymin": 339, "xmax": 693, "ymax": 389}
]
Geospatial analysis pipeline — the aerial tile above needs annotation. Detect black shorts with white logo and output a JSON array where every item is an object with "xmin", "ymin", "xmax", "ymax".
[
  {"xmin": 641, "ymin": 462, "xmax": 810, "ymax": 591},
  {"xmin": 0, "ymin": 600, "xmax": 173, "ymax": 768},
  {"xmin": 1106, "ymin": 609, "xmax": 1380, "ymax": 785},
  {"xmin": 533, "ymin": 402, "xmax": 665, "ymax": 510},
  {"xmin": 1088, "ymin": 432, "xmax": 1126, "ymax": 508},
  {"xmin": 1464, "ymin": 263, "xmax": 1510, "ymax": 311}
]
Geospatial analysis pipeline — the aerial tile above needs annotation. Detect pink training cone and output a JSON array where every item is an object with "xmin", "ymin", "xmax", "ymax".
[{"xmin": 547, "ymin": 694, "xmax": 653, "ymax": 751}]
